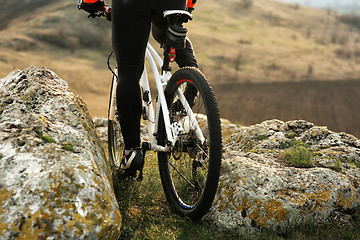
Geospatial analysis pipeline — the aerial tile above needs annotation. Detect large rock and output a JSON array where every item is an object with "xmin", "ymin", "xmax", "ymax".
[
  {"xmin": 0, "ymin": 67, "xmax": 121, "ymax": 239},
  {"xmin": 208, "ymin": 119, "xmax": 360, "ymax": 231}
]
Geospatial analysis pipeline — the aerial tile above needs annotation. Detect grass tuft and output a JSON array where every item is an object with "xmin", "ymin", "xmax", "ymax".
[
  {"xmin": 285, "ymin": 131, "xmax": 296, "ymax": 139},
  {"xmin": 281, "ymin": 146, "xmax": 314, "ymax": 168}
]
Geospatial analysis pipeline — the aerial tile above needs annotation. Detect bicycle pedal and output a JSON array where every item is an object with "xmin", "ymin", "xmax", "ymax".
[
  {"xmin": 117, "ymin": 167, "xmax": 144, "ymax": 181},
  {"xmin": 142, "ymin": 142, "xmax": 151, "ymax": 151}
]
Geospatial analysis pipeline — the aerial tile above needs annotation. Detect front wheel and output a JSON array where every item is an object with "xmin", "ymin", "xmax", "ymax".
[{"xmin": 157, "ymin": 67, "xmax": 222, "ymax": 220}]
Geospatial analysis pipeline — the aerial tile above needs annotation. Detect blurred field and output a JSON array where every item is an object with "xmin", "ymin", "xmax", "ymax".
[
  {"xmin": 3, "ymin": 0, "xmax": 360, "ymax": 83},
  {"xmin": 1, "ymin": 0, "xmax": 360, "ymax": 138},
  {"xmin": 213, "ymin": 79, "xmax": 360, "ymax": 138}
]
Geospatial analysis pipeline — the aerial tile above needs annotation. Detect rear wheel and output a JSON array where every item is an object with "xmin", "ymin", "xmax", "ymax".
[
  {"xmin": 108, "ymin": 75, "xmax": 124, "ymax": 173},
  {"xmin": 158, "ymin": 67, "xmax": 222, "ymax": 220},
  {"xmin": 108, "ymin": 117, "xmax": 123, "ymax": 171}
]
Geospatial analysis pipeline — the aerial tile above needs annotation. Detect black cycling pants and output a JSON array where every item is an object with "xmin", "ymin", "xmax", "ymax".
[{"xmin": 112, "ymin": 0, "xmax": 198, "ymax": 149}]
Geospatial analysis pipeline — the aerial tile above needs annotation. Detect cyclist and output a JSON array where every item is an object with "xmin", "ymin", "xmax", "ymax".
[{"xmin": 79, "ymin": 0, "xmax": 199, "ymax": 177}]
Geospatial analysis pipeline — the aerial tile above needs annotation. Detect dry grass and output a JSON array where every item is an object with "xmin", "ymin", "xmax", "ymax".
[
  {"xmin": 213, "ymin": 80, "xmax": 360, "ymax": 138},
  {"xmin": 3, "ymin": 0, "xmax": 360, "ymax": 84},
  {"xmin": 1, "ymin": 0, "xmax": 360, "ymax": 135},
  {"xmin": 188, "ymin": 0, "xmax": 360, "ymax": 83},
  {"xmin": 0, "ymin": 48, "xmax": 112, "ymax": 117}
]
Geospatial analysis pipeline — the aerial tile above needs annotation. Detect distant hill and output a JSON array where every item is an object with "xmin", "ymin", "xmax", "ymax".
[
  {"xmin": 189, "ymin": 0, "xmax": 360, "ymax": 83},
  {"xmin": 279, "ymin": 0, "xmax": 360, "ymax": 14},
  {"xmin": 0, "ymin": 0, "xmax": 57, "ymax": 30},
  {"xmin": 1, "ymin": 0, "xmax": 360, "ymax": 137},
  {"xmin": 2, "ymin": 0, "xmax": 360, "ymax": 83},
  {"xmin": 0, "ymin": 0, "xmax": 113, "ymax": 115}
]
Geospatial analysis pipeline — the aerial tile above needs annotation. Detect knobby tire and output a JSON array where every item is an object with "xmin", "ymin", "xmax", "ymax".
[
  {"xmin": 108, "ymin": 77, "xmax": 123, "ymax": 172},
  {"xmin": 157, "ymin": 67, "xmax": 222, "ymax": 220}
]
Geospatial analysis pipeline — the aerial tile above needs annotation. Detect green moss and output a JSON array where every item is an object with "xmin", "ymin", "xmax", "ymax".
[
  {"xmin": 41, "ymin": 135, "xmax": 56, "ymax": 143},
  {"xmin": 33, "ymin": 126, "xmax": 42, "ymax": 137},
  {"xmin": 280, "ymin": 140, "xmax": 292, "ymax": 149},
  {"xmin": 256, "ymin": 135, "xmax": 268, "ymax": 140},
  {"xmin": 280, "ymin": 138, "xmax": 308, "ymax": 150},
  {"xmin": 286, "ymin": 131, "xmax": 296, "ymax": 138},
  {"xmin": 323, "ymin": 150, "xmax": 360, "ymax": 169},
  {"xmin": 291, "ymin": 139, "xmax": 309, "ymax": 148},
  {"xmin": 248, "ymin": 149, "xmax": 261, "ymax": 154},
  {"xmin": 313, "ymin": 151, "xmax": 323, "ymax": 157},
  {"xmin": 33, "ymin": 126, "xmax": 56, "ymax": 143},
  {"xmin": 61, "ymin": 143, "xmax": 76, "ymax": 152},
  {"xmin": 332, "ymin": 159, "xmax": 343, "ymax": 172},
  {"xmin": 21, "ymin": 91, "xmax": 37, "ymax": 104},
  {"xmin": 347, "ymin": 156, "xmax": 360, "ymax": 168}
]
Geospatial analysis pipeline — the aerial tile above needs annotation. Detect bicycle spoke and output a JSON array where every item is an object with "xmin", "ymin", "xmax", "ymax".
[
  {"xmin": 169, "ymin": 161, "xmax": 197, "ymax": 190},
  {"xmin": 166, "ymin": 82, "xmax": 210, "ymax": 200},
  {"xmin": 158, "ymin": 67, "xmax": 222, "ymax": 219}
]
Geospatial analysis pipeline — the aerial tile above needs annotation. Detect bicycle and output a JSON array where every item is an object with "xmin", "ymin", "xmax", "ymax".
[{"xmin": 88, "ymin": 5, "xmax": 222, "ymax": 220}]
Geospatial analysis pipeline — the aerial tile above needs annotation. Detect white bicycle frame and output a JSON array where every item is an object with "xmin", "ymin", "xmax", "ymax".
[{"xmin": 108, "ymin": 42, "xmax": 205, "ymax": 152}]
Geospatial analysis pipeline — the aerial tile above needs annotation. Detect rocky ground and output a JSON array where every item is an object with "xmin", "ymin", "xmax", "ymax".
[
  {"xmin": 1, "ymin": 67, "xmax": 359, "ymax": 239},
  {"xmin": 207, "ymin": 119, "xmax": 360, "ymax": 232},
  {"xmin": 0, "ymin": 67, "xmax": 121, "ymax": 239}
]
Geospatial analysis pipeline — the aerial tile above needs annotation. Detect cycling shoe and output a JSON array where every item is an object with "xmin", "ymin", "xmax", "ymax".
[{"xmin": 120, "ymin": 148, "xmax": 144, "ymax": 179}]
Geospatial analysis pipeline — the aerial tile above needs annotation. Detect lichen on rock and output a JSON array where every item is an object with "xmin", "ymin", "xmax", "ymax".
[
  {"xmin": 0, "ymin": 67, "xmax": 121, "ymax": 239},
  {"xmin": 207, "ymin": 119, "xmax": 360, "ymax": 232}
]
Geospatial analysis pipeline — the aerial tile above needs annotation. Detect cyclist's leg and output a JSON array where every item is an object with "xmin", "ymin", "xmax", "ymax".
[
  {"xmin": 152, "ymin": 4, "xmax": 199, "ymax": 106},
  {"xmin": 112, "ymin": 1, "xmax": 152, "ymax": 150},
  {"xmin": 152, "ymin": 16, "xmax": 198, "ymax": 68},
  {"xmin": 175, "ymin": 37, "xmax": 198, "ymax": 68}
]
